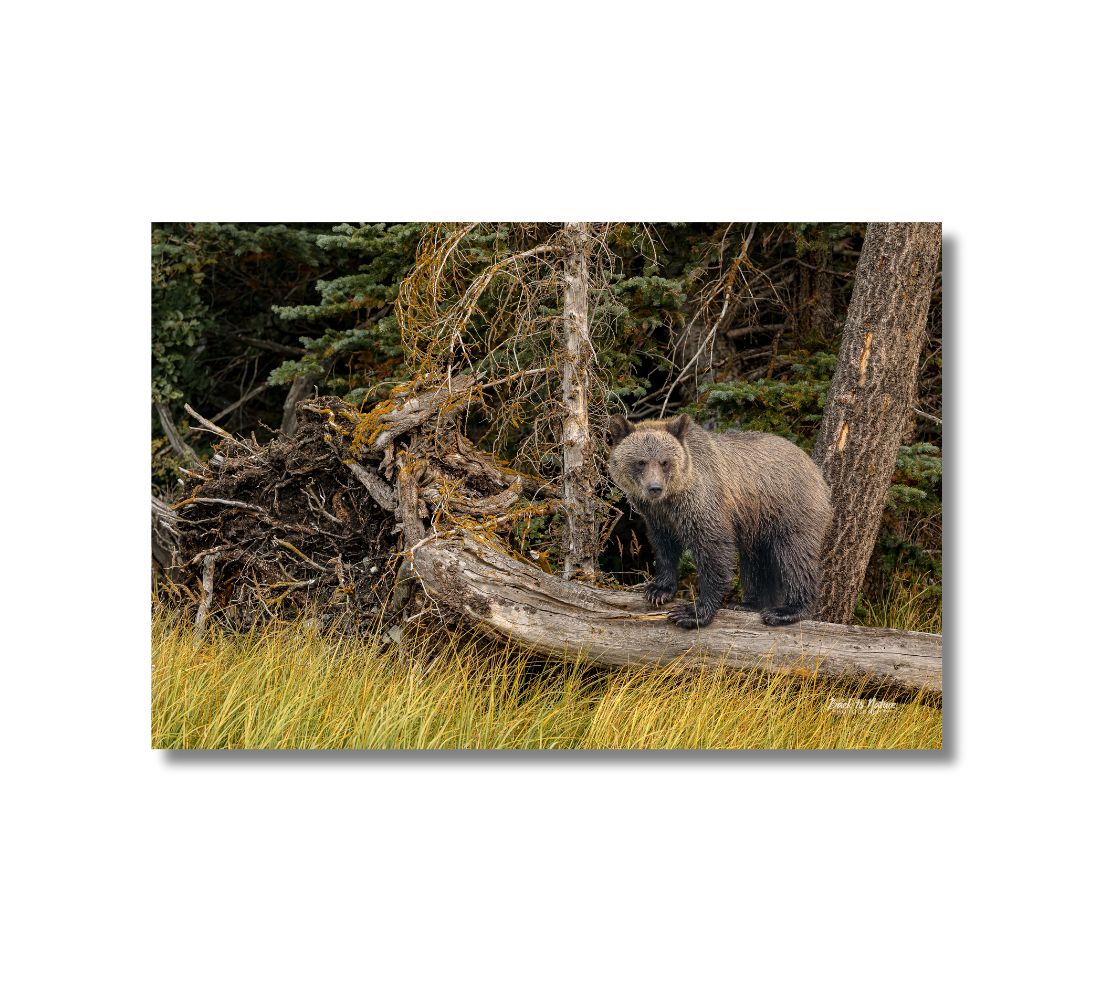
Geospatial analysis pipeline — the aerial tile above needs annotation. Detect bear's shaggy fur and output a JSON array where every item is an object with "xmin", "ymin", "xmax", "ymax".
[{"xmin": 607, "ymin": 413, "xmax": 832, "ymax": 628}]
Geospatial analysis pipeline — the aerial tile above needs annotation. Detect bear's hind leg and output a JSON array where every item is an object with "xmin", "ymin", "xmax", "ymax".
[
  {"xmin": 734, "ymin": 542, "xmax": 780, "ymax": 613},
  {"xmin": 759, "ymin": 530, "xmax": 819, "ymax": 627}
]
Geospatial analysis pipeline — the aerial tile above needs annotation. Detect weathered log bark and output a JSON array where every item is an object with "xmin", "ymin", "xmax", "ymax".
[
  {"xmin": 813, "ymin": 222, "xmax": 942, "ymax": 624},
  {"xmin": 412, "ymin": 532, "xmax": 941, "ymax": 701},
  {"xmin": 560, "ymin": 222, "xmax": 598, "ymax": 581}
]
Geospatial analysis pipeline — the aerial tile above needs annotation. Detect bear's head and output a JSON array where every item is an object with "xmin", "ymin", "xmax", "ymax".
[{"xmin": 606, "ymin": 413, "xmax": 692, "ymax": 503}]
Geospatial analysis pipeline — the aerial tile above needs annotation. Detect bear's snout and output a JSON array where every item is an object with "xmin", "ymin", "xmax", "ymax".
[{"xmin": 645, "ymin": 482, "xmax": 664, "ymax": 498}]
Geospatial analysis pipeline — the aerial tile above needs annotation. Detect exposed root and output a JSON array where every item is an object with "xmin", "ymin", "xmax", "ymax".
[{"xmin": 159, "ymin": 385, "xmax": 551, "ymax": 632}]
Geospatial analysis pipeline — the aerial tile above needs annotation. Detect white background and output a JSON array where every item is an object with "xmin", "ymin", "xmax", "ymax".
[{"xmin": 3, "ymin": 2, "xmax": 1117, "ymax": 997}]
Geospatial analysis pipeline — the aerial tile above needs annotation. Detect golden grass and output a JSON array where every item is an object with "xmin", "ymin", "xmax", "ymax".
[{"xmin": 152, "ymin": 608, "xmax": 941, "ymax": 751}]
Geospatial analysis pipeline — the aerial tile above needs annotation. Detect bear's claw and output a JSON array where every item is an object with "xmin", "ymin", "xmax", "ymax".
[{"xmin": 643, "ymin": 582, "xmax": 676, "ymax": 607}]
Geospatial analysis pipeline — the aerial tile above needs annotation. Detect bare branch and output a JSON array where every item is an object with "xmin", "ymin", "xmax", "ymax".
[
  {"xmin": 155, "ymin": 401, "xmax": 198, "ymax": 462},
  {"xmin": 183, "ymin": 403, "xmax": 254, "ymax": 453},
  {"xmin": 226, "ymin": 332, "xmax": 305, "ymax": 357},
  {"xmin": 660, "ymin": 223, "xmax": 758, "ymax": 416},
  {"xmin": 208, "ymin": 384, "xmax": 269, "ymax": 425}
]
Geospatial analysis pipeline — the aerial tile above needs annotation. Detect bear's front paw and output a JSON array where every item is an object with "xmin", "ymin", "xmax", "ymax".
[
  {"xmin": 644, "ymin": 582, "xmax": 676, "ymax": 607},
  {"xmin": 665, "ymin": 602, "xmax": 715, "ymax": 629}
]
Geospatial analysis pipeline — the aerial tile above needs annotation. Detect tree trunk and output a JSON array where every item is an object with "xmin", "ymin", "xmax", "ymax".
[
  {"xmin": 798, "ymin": 243, "xmax": 834, "ymax": 341},
  {"xmin": 812, "ymin": 222, "xmax": 942, "ymax": 624},
  {"xmin": 412, "ymin": 532, "xmax": 941, "ymax": 702},
  {"xmin": 560, "ymin": 222, "xmax": 598, "ymax": 581}
]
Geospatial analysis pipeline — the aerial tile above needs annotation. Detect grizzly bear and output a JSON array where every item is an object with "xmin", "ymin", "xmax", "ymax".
[{"xmin": 607, "ymin": 413, "xmax": 832, "ymax": 628}]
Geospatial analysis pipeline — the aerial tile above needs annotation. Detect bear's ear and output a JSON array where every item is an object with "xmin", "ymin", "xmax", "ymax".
[
  {"xmin": 666, "ymin": 413, "xmax": 691, "ymax": 441},
  {"xmin": 607, "ymin": 414, "xmax": 635, "ymax": 447}
]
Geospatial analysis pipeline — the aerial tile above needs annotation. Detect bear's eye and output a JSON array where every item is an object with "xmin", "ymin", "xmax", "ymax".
[
  {"xmin": 636, "ymin": 460, "xmax": 647, "ymax": 470},
  {"xmin": 660, "ymin": 460, "xmax": 670, "ymax": 470}
]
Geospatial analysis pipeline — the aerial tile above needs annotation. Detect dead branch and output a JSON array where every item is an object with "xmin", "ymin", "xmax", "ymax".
[
  {"xmin": 155, "ymin": 401, "xmax": 198, "ymax": 462},
  {"xmin": 183, "ymin": 403, "xmax": 253, "ymax": 453},
  {"xmin": 208, "ymin": 384, "xmax": 269, "ymax": 425},
  {"xmin": 226, "ymin": 332, "xmax": 306, "ymax": 357},
  {"xmin": 194, "ymin": 554, "xmax": 216, "ymax": 636},
  {"xmin": 173, "ymin": 497, "xmax": 268, "ymax": 513},
  {"xmin": 151, "ymin": 496, "xmax": 181, "ymax": 576},
  {"xmin": 661, "ymin": 223, "xmax": 758, "ymax": 414},
  {"xmin": 344, "ymin": 461, "xmax": 397, "ymax": 512}
]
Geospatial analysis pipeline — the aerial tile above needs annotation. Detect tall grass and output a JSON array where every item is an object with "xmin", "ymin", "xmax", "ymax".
[
  {"xmin": 152, "ymin": 609, "xmax": 941, "ymax": 750},
  {"xmin": 854, "ymin": 578, "xmax": 942, "ymax": 633}
]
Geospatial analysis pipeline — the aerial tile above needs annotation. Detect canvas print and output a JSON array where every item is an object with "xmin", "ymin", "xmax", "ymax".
[{"xmin": 152, "ymin": 223, "xmax": 943, "ymax": 750}]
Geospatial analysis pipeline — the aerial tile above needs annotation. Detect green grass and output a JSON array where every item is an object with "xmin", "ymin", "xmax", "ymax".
[{"xmin": 152, "ymin": 604, "xmax": 942, "ymax": 750}]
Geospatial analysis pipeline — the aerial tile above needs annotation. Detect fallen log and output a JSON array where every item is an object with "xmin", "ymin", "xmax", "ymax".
[{"xmin": 412, "ymin": 532, "xmax": 942, "ymax": 702}]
